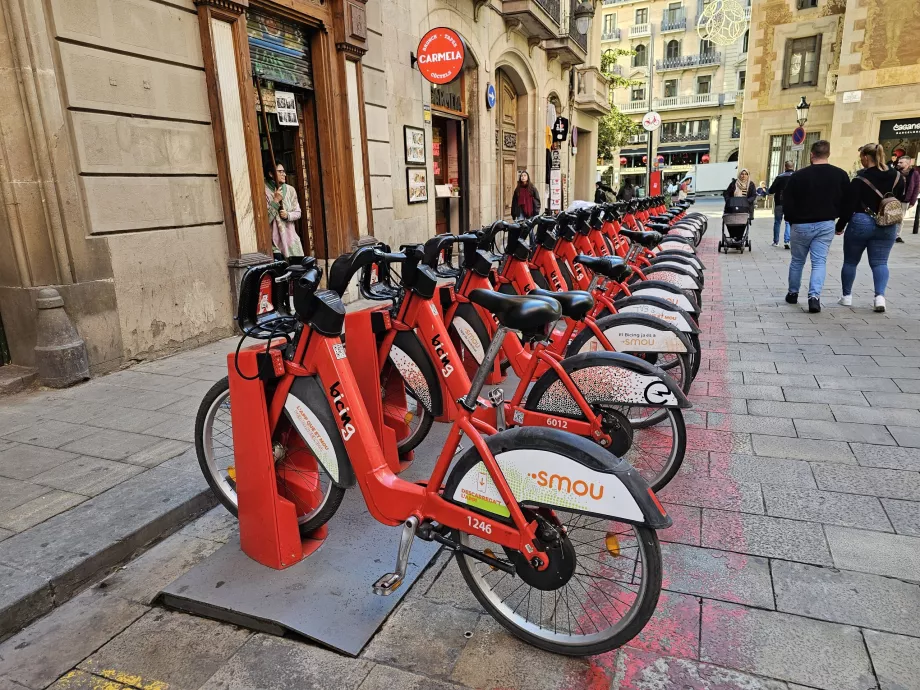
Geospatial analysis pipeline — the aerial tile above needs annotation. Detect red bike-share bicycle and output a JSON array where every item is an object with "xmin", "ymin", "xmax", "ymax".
[{"xmin": 197, "ymin": 257, "xmax": 670, "ymax": 656}]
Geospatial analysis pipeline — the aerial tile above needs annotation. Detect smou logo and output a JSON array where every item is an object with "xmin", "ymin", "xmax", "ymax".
[
  {"xmin": 529, "ymin": 471, "xmax": 604, "ymax": 500},
  {"xmin": 328, "ymin": 381, "xmax": 356, "ymax": 441},
  {"xmin": 431, "ymin": 333, "xmax": 454, "ymax": 377}
]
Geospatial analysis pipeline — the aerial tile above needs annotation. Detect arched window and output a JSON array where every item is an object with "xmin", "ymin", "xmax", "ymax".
[
  {"xmin": 633, "ymin": 44, "xmax": 647, "ymax": 67},
  {"xmin": 666, "ymin": 40, "xmax": 680, "ymax": 60},
  {"xmin": 742, "ymin": 30, "xmax": 749, "ymax": 53}
]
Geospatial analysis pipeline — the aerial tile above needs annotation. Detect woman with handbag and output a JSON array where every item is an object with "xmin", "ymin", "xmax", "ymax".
[{"xmin": 837, "ymin": 143, "xmax": 906, "ymax": 312}]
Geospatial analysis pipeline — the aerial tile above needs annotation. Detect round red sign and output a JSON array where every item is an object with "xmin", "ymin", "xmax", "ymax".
[{"xmin": 416, "ymin": 28, "xmax": 465, "ymax": 85}]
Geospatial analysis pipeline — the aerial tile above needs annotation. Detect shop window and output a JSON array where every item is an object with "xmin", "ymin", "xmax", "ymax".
[
  {"xmin": 666, "ymin": 40, "xmax": 680, "ymax": 59},
  {"xmin": 697, "ymin": 76, "xmax": 711, "ymax": 95},
  {"xmin": 633, "ymin": 44, "xmax": 647, "ymax": 66},
  {"xmin": 635, "ymin": 8, "xmax": 648, "ymax": 24},
  {"xmin": 664, "ymin": 79, "xmax": 678, "ymax": 98},
  {"xmin": 768, "ymin": 130, "xmax": 821, "ymax": 182},
  {"xmin": 783, "ymin": 36, "xmax": 820, "ymax": 88}
]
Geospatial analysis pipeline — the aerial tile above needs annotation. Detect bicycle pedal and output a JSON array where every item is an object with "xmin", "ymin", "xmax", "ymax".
[{"xmin": 372, "ymin": 572, "xmax": 403, "ymax": 596}]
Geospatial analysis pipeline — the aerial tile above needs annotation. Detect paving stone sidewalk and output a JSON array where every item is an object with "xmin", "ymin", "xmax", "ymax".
[{"xmin": 2, "ymin": 200, "xmax": 920, "ymax": 689}]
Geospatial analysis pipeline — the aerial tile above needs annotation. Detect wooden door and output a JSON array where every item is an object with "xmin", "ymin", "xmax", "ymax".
[{"xmin": 497, "ymin": 70, "xmax": 518, "ymax": 220}]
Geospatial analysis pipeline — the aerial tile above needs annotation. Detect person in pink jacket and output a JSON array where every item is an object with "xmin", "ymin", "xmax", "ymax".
[{"xmin": 265, "ymin": 161, "xmax": 303, "ymax": 258}]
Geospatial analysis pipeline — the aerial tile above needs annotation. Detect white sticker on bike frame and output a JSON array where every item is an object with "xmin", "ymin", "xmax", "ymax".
[
  {"xmin": 452, "ymin": 317, "xmax": 485, "ymax": 364},
  {"xmin": 452, "ymin": 449, "xmax": 644, "ymax": 522},
  {"xmin": 535, "ymin": 365, "xmax": 679, "ymax": 414},
  {"xmin": 644, "ymin": 270, "xmax": 700, "ymax": 291},
  {"xmin": 581, "ymin": 324, "xmax": 687, "ymax": 353},
  {"xmin": 333, "ymin": 343, "xmax": 347, "ymax": 360},
  {"xmin": 618, "ymin": 304, "xmax": 693, "ymax": 332},
  {"xmin": 388, "ymin": 345, "xmax": 433, "ymax": 412},
  {"xmin": 284, "ymin": 394, "xmax": 340, "ymax": 483},
  {"xmin": 629, "ymin": 287, "xmax": 695, "ymax": 312}
]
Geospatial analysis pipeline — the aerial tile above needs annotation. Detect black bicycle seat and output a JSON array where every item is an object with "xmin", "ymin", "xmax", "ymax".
[
  {"xmin": 619, "ymin": 229, "xmax": 663, "ymax": 248},
  {"xmin": 528, "ymin": 289, "xmax": 594, "ymax": 321},
  {"xmin": 468, "ymin": 289, "xmax": 561, "ymax": 332},
  {"xmin": 574, "ymin": 255, "xmax": 633, "ymax": 283},
  {"xmin": 645, "ymin": 222, "xmax": 670, "ymax": 232}
]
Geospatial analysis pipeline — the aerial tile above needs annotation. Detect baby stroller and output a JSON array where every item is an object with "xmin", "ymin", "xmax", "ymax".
[{"xmin": 718, "ymin": 198, "xmax": 752, "ymax": 253}]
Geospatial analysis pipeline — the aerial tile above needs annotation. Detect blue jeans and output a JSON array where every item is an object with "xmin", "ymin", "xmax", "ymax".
[
  {"xmin": 773, "ymin": 206, "xmax": 791, "ymax": 245},
  {"xmin": 841, "ymin": 213, "xmax": 898, "ymax": 296},
  {"xmin": 788, "ymin": 221, "xmax": 836, "ymax": 298}
]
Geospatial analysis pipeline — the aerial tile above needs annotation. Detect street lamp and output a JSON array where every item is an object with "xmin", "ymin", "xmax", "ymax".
[
  {"xmin": 573, "ymin": 0, "xmax": 595, "ymax": 35},
  {"xmin": 795, "ymin": 96, "xmax": 810, "ymax": 126}
]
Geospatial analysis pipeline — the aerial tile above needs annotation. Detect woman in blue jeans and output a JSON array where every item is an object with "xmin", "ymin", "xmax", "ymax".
[{"xmin": 836, "ymin": 143, "xmax": 906, "ymax": 313}]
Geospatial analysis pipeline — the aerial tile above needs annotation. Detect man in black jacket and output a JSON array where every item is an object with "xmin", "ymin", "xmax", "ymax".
[
  {"xmin": 769, "ymin": 161, "xmax": 794, "ymax": 248},
  {"xmin": 782, "ymin": 140, "xmax": 851, "ymax": 313},
  {"xmin": 595, "ymin": 181, "xmax": 616, "ymax": 204}
]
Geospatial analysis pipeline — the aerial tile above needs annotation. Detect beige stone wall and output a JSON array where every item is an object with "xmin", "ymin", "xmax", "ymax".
[
  {"xmin": 363, "ymin": 0, "xmax": 603, "ymax": 249},
  {"xmin": 0, "ymin": 0, "xmax": 233, "ymax": 371}
]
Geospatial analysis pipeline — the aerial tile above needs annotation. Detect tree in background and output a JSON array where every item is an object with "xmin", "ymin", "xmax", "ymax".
[{"xmin": 597, "ymin": 49, "xmax": 643, "ymax": 166}]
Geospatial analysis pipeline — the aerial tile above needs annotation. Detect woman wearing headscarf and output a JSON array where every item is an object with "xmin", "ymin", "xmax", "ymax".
[
  {"xmin": 511, "ymin": 171, "xmax": 542, "ymax": 220},
  {"xmin": 264, "ymin": 161, "xmax": 303, "ymax": 258},
  {"xmin": 836, "ymin": 143, "xmax": 906, "ymax": 313},
  {"xmin": 723, "ymin": 168, "xmax": 757, "ymax": 215}
]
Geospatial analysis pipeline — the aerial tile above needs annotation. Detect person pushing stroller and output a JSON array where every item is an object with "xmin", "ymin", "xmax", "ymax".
[{"xmin": 718, "ymin": 169, "xmax": 756, "ymax": 253}]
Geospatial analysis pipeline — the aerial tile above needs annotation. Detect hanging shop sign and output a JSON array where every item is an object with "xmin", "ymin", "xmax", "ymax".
[
  {"xmin": 550, "ymin": 169, "xmax": 562, "ymax": 211},
  {"xmin": 553, "ymin": 117, "xmax": 570, "ymax": 143},
  {"xmin": 879, "ymin": 117, "xmax": 920, "ymax": 140},
  {"xmin": 416, "ymin": 28, "xmax": 465, "ymax": 85},
  {"xmin": 247, "ymin": 10, "xmax": 313, "ymax": 90},
  {"xmin": 274, "ymin": 91, "xmax": 298, "ymax": 126}
]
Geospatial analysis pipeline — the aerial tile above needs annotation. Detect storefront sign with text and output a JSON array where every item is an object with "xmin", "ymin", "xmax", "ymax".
[{"xmin": 416, "ymin": 28, "xmax": 465, "ymax": 85}]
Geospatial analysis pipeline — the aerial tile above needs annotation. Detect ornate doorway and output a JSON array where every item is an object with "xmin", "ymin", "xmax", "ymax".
[{"xmin": 496, "ymin": 69, "xmax": 520, "ymax": 220}]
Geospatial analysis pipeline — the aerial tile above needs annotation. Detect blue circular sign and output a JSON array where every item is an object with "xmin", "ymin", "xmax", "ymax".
[
  {"xmin": 486, "ymin": 83, "xmax": 496, "ymax": 110},
  {"xmin": 792, "ymin": 126, "xmax": 807, "ymax": 146}
]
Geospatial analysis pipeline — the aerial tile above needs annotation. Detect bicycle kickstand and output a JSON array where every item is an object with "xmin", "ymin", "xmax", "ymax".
[{"xmin": 373, "ymin": 515, "xmax": 419, "ymax": 596}]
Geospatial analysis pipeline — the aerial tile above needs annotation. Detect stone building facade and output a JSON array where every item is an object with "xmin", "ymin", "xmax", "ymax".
[
  {"xmin": 598, "ymin": 0, "xmax": 750, "ymax": 189},
  {"xmin": 739, "ymin": 0, "xmax": 920, "ymax": 184},
  {"xmin": 0, "ymin": 0, "xmax": 608, "ymax": 375}
]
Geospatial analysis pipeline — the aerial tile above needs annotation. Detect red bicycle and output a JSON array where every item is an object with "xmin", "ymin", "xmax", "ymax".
[{"xmin": 196, "ymin": 256, "xmax": 670, "ymax": 656}]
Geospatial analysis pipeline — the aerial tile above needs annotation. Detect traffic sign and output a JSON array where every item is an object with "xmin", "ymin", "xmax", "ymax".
[
  {"xmin": 791, "ymin": 126, "xmax": 807, "ymax": 151},
  {"xmin": 642, "ymin": 111, "xmax": 662, "ymax": 132},
  {"xmin": 485, "ymin": 83, "xmax": 496, "ymax": 110}
]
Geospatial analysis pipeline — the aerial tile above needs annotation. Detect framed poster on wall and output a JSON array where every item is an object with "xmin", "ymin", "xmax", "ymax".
[
  {"xmin": 407, "ymin": 167, "xmax": 429, "ymax": 204},
  {"xmin": 404, "ymin": 126, "xmax": 427, "ymax": 165}
]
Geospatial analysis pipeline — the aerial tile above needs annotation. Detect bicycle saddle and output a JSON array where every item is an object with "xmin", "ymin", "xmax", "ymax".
[
  {"xmin": 574, "ymin": 255, "xmax": 633, "ymax": 283},
  {"xmin": 644, "ymin": 222, "xmax": 671, "ymax": 232},
  {"xmin": 468, "ymin": 289, "xmax": 561, "ymax": 332},
  {"xmin": 619, "ymin": 230, "xmax": 663, "ymax": 248},
  {"xmin": 528, "ymin": 289, "xmax": 594, "ymax": 321}
]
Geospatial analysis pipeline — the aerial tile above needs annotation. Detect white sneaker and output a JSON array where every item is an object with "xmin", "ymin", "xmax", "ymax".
[
  {"xmin": 771, "ymin": 242, "xmax": 779, "ymax": 247},
  {"xmin": 874, "ymin": 295, "xmax": 886, "ymax": 312},
  {"xmin": 838, "ymin": 295, "xmax": 852, "ymax": 306}
]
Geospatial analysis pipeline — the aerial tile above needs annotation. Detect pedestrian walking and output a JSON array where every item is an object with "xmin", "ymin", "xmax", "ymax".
[
  {"xmin": 265, "ymin": 161, "xmax": 303, "ymax": 258},
  {"xmin": 894, "ymin": 155, "xmax": 920, "ymax": 242},
  {"xmin": 781, "ymin": 140, "xmax": 850, "ymax": 313},
  {"xmin": 837, "ymin": 143, "xmax": 907, "ymax": 313},
  {"xmin": 769, "ymin": 161, "xmax": 795, "ymax": 248},
  {"xmin": 678, "ymin": 179, "xmax": 689, "ymax": 201},
  {"xmin": 621, "ymin": 181, "xmax": 636, "ymax": 202},
  {"xmin": 511, "ymin": 171, "xmax": 542, "ymax": 220},
  {"xmin": 722, "ymin": 168, "xmax": 756, "ymax": 218},
  {"xmin": 595, "ymin": 180, "xmax": 616, "ymax": 204}
]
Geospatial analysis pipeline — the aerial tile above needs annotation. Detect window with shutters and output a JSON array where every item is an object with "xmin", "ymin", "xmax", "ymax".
[{"xmin": 783, "ymin": 36, "xmax": 821, "ymax": 88}]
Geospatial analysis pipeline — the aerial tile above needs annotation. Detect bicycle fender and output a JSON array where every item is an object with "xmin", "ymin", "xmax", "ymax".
[
  {"xmin": 627, "ymin": 281, "xmax": 699, "ymax": 315},
  {"xmin": 285, "ymin": 376, "xmax": 356, "ymax": 488},
  {"xmin": 387, "ymin": 330, "xmax": 444, "ymax": 416},
  {"xmin": 585, "ymin": 313, "xmax": 694, "ymax": 354},
  {"xmin": 641, "ymin": 267, "xmax": 701, "ymax": 291},
  {"xmin": 654, "ymin": 250, "xmax": 705, "ymax": 271},
  {"xmin": 448, "ymin": 427, "xmax": 671, "ymax": 529},
  {"xmin": 614, "ymin": 296, "xmax": 700, "ymax": 334},
  {"xmin": 527, "ymin": 351, "xmax": 690, "ymax": 413},
  {"xmin": 656, "ymin": 240, "xmax": 696, "ymax": 254},
  {"xmin": 647, "ymin": 259, "xmax": 702, "ymax": 281},
  {"xmin": 451, "ymin": 303, "xmax": 487, "ymax": 364}
]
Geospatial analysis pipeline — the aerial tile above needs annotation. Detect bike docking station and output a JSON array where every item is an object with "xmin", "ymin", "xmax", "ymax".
[{"xmin": 158, "ymin": 305, "xmax": 440, "ymax": 657}]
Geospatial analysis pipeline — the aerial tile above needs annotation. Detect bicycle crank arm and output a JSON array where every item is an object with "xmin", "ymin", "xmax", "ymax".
[{"xmin": 373, "ymin": 515, "xmax": 419, "ymax": 596}]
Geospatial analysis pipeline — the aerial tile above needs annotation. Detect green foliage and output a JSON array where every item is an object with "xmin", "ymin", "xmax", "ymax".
[{"xmin": 597, "ymin": 48, "xmax": 643, "ymax": 160}]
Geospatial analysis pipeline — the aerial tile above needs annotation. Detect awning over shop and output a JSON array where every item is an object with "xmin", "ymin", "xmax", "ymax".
[
  {"xmin": 619, "ymin": 148, "xmax": 647, "ymax": 156},
  {"xmin": 657, "ymin": 145, "xmax": 711, "ymax": 154}
]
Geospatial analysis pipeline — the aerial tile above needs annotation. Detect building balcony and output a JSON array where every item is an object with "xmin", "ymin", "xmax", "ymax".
[
  {"xmin": 661, "ymin": 11, "xmax": 687, "ymax": 33},
  {"xmin": 543, "ymin": 0, "xmax": 588, "ymax": 67},
  {"xmin": 618, "ymin": 101, "xmax": 648, "ymax": 114},
  {"xmin": 574, "ymin": 67, "xmax": 612, "ymax": 117},
  {"xmin": 602, "ymin": 0, "xmax": 646, "ymax": 6},
  {"xmin": 601, "ymin": 27, "xmax": 622, "ymax": 41},
  {"xmin": 722, "ymin": 90, "xmax": 739, "ymax": 105},
  {"xmin": 629, "ymin": 23, "xmax": 651, "ymax": 38},
  {"xmin": 500, "ymin": 0, "xmax": 561, "ymax": 41},
  {"xmin": 660, "ymin": 130, "xmax": 710, "ymax": 143},
  {"xmin": 655, "ymin": 52, "xmax": 721, "ymax": 71},
  {"xmin": 654, "ymin": 92, "xmax": 720, "ymax": 111}
]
